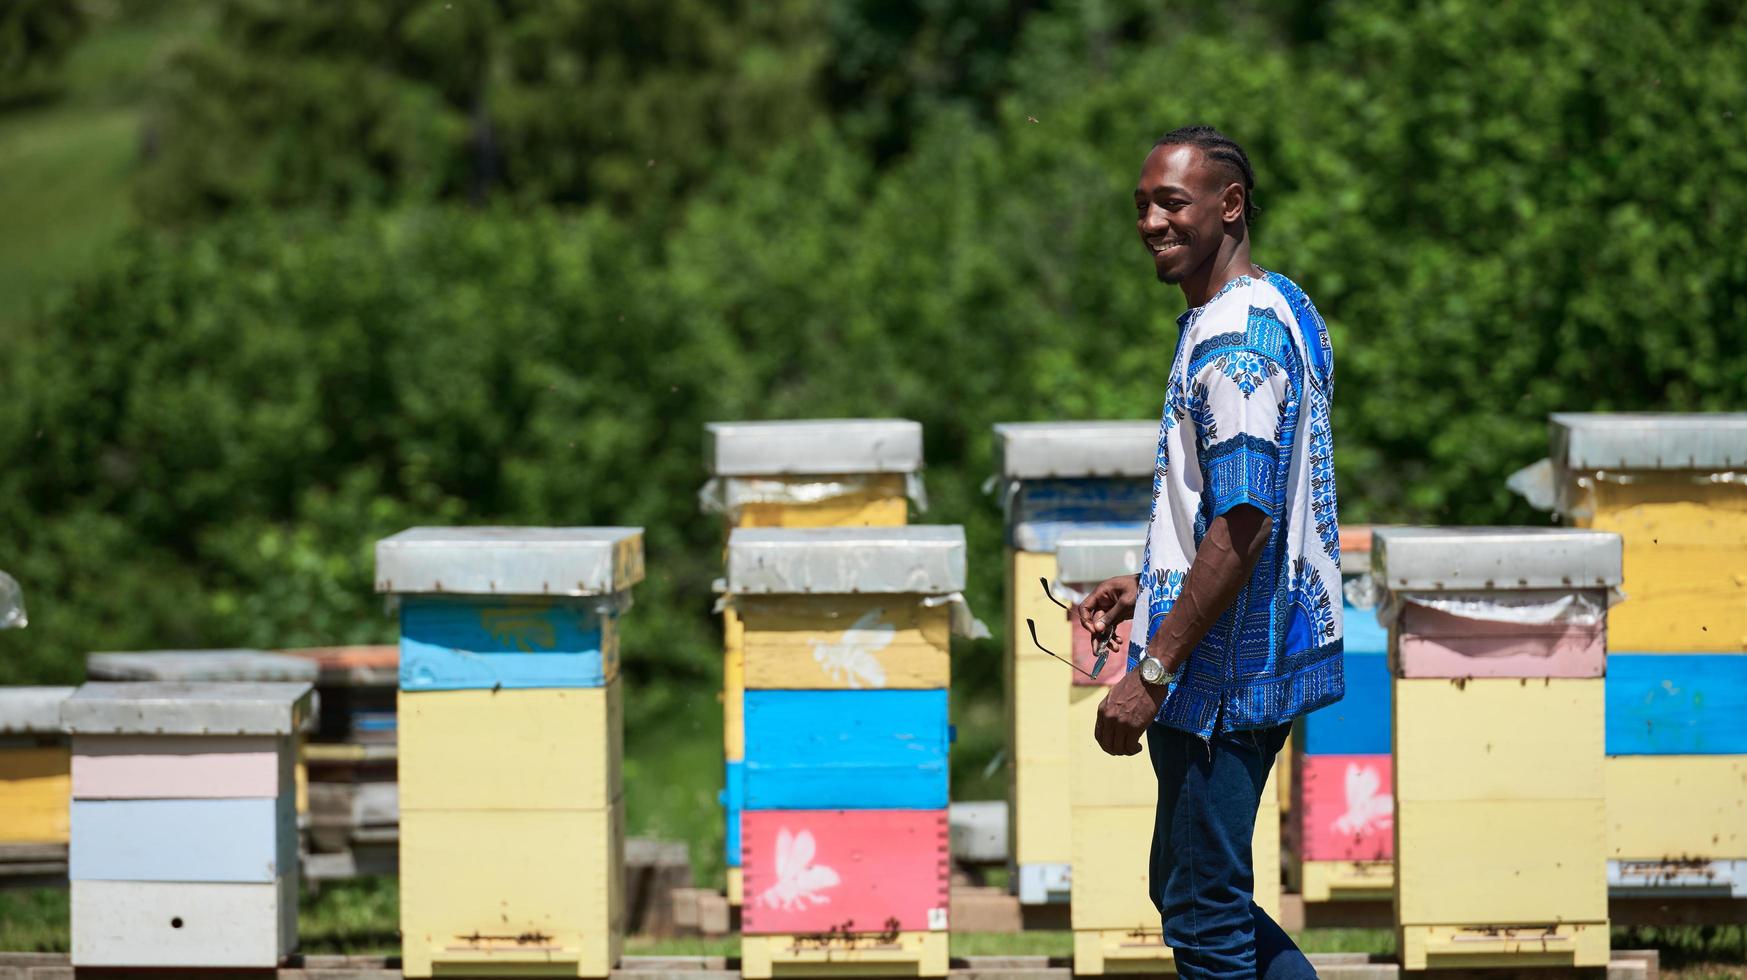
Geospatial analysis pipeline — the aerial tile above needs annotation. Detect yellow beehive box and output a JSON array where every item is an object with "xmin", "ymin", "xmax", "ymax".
[
  {"xmin": 741, "ymin": 931, "xmax": 949, "ymax": 979},
  {"xmin": 1008, "ymin": 550, "xmax": 1070, "ymax": 662},
  {"xmin": 1299, "ymin": 860, "xmax": 1393, "ymax": 903},
  {"xmin": 1549, "ymin": 413, "xmax": 1747, "ymax": 652},
  {"xmin": 397, "ymin": 684, "xmax": 621, "ymax": 812},
  {"xmin": 0, "ymin": 745, "xmax": 71, "ymax": 845},
  {"xmin": 1605, "ymin": 754, "xmax": 1747, "ymax": 859},
  {"xmin": 0, "ymin": 687, "xmax": 76, "ymax": 846},
  {"xmin": 703, "ymin": 421, "xmax": 923, "ymax": 533},
  {"xmin": 1400, "ymin": 922, "xmax": 1611, "ymax": 971},
  {"xmin": 1071, "ymin": 804, "xmax": 1158, "ymax": 933},
  {"xmin": 1009, "ymin": 655, "xmax": 1071, "ymax": 866},
  {"xmin": 1396, "ymin": 798, "xmax": 1608, "ymax": 926},
  {"xmin": 1254, "ymin": 772, "xmax": 1281, "ymax": 919},
  {"xmin": 735, "ymin": 596, "xmax": 950, "ymax": 690},
  {"xmin": 399, "ymin": 801, "xmax": 624, "ymax": 978},
  {"xmin": 1068, "ymin": 687, "xmax": 1153, "ymax": 809},
  {"xmin": 724, "ymin": 609, "xmax": 746, "ymax": 760},
  {"xmin": 1393, "ymin": 678, "xmax": 1605, "ymax": 803},
  {"xmin": 1072, "ymin": 930, "xmax": 1175, "ymax": 975}
]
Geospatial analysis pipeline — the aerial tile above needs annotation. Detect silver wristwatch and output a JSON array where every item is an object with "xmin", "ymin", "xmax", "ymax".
[{"xmin": 1137, "ymin": 655, "xmax": 1178, "ymax": 687}]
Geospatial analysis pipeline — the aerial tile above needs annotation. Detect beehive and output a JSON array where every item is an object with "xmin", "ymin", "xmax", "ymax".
[
  {"xmin": 727, "ymin": 526, "xmax": 965, "ymax": 978},
  {"xmin": 63, "ymin": 681, "xmax": 311, "ymax": 968},
  {"xmin": 1055, "ymin": 530, "xmax": 1281, "ymax": 973},
  {"xmin": 1548, "ymin": 414, "xmax": 1747, "ymax": 900},
  {"xmin": 1290, "ymin": 528, "xmax": 1394, "ymax": 902},
  {"xmin": 277, "ymin": 646, "xmax": 400, "ymax": 873},
  {"xmin": 992, "ymin": 421, "xmax": 1154, "ymax": 905},
  {"xmin": 85, "ymin": 650, "xmax": 320, "ymax": 822},
  {"xmin": 1375, "ymin": 527, "xmax": 1619, "ymax": 971},
  {"xmin": 704, "ymin": 419, "xmax": 923, "ymax": 903},
  {"xmin": 0, "ymin": 687, "xmax": 74, "ymax": 853},
  {"xmin": 376, "ymin": 526, "xmax": 644, "ymax": 979}
]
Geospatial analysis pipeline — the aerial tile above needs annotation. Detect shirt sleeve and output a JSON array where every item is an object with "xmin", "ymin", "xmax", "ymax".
[{"xmin": 1189, "ymin": 344, "xmax": 1292, "ymax": 520}]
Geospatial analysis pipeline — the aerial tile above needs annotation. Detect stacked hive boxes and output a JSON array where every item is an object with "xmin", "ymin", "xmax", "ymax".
[
  {"xmin": 377, "ymin": 527, "xmax": 644, "ymax": 979},
  {"xmin": 86, "ymin": 649, "xmax": 320, "ymax": 826},
  {"xmin": 991, "ymin": 421, "xmax": 1155, "ymax": 906},
  {"xmin": 1546, "ymin": 413, "xmax": 1747, "ymax": 900},
  {"xmin": 63, "ymin": 681, "xmax": 311, "ymax": 968},
  {"xmin": 0, "ymin": 687, "xmax": 74, "ymax": 883},
  {"xmin": 704, "ymin": 419, "xmax": 923, "ymax": 906},
  {"xmin": 280, "ymin": 645, "xmax": 401, "ymax": 879},
  {"xmin": 1375, "ymin": 527, "xmax": 1620, "ymax": 971},
  {"xmin": 1054, "ymin": 530, "xmax": 1280, "ymax": 974},
  {"xmin": 1289, "ymin": 527, "xmax": 1394, "ymax": 904},
  {"xmin": 726, "ymin": 527, "xmax": 962, "ymax": 978}
]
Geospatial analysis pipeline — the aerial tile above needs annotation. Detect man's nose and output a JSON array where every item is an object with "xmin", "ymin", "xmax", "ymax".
[{"xmin": 1138, "ymin": 204, "xmax": 1169, "ymax": 235}]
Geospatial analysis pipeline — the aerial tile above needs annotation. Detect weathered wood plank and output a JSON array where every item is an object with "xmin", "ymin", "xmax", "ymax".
[
  {"xmin": 398, "ymin": 596, "xmax": 617, "ymax": 691},
  {"xmin": 743, "ymin": 691, "xmax": 948, "ymax": 811},
  {"xmin": 397, "ymin": 683, "xmax": 619, "ymax": 812},
  {"xmin": 1393, "ymin": 677, "xmax": 1605, "ymax": 803},
  {"xmin": 738, "ymin": 596, "xmax": 950, "ymax": 691},
  {"xmin": 1606, "ymin": 654, "xmax": 1747, "ymax": 755},
  {"xmin": 399, "ymin": 802, "xmax": 623, "ymax": 978},
  {"xmin": 741, "ymin": 809, "xmax": 949, "ymax": 935}
]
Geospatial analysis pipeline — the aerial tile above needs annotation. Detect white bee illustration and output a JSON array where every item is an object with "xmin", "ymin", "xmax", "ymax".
[
  {"xmin": 1332, "ymin": 761, "xmax": 1394, "ymax": 837},
  {"xmin": 809, "ymin": 609, "xmax": 895, "ymax": 688},
  {"xmin": 759, "ymin": 828, "xmax": 841, "ymax": 912}
]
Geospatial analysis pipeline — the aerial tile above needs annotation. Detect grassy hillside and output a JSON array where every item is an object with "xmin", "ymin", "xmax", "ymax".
[{"xmin": 0, "ymin": 6, "xmax": 207, "ymax": 335}]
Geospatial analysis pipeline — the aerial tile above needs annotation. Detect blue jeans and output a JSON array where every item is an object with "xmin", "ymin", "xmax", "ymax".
[{"xmin": 1147, "ymin": 721, "xmax": 1315, "ymax": 979}]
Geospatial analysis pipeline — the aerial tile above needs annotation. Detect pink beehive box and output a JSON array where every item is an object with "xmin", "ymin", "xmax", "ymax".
[
  {"xmin": 740, "ymin": 809, "xmax": 950, "ymax": 934},
  {"xmin": 1393, "ymin": 602, "xmax": 1605, "ymax": 679},
  {"xmin": 1297, "ymin": 753, "xmax": 1394, "ymax": 862}
]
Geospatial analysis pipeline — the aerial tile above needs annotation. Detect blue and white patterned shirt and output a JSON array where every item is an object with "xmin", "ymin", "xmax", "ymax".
[{"xmin": 1128, "ymin": 269, "xmax": 1344, "ymax": 737}]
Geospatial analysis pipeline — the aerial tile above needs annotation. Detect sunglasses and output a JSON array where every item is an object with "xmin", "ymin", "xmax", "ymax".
[{"xmin": 1025, "ymin": 577, "xmax": 1115, "ymax": 681}]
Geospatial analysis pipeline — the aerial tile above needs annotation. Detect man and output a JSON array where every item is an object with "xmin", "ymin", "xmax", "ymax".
[{"xmin": 1076, "ymin": 125, "xmax": 1342, "ymax": 979}]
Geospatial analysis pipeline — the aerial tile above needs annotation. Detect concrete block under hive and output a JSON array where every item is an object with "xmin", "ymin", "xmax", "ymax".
[
  {"xmin": 377, "ymin": 526, "xmax": 643, "ymax": 979},
  {"xmin": 994, "ymin": 423, "xmax": 1155, "ymax": 906},
  {"xmin": 0, "ymin": 687, "xmax": 74, "ymax": 849},
  {"xmin": 1548, "ymin": 412, "xmax": 1747, "ymax": 653},
  {"xmin": 1375, "ymin": 526, "xmax": 1619, "ymax": 972},
  {"xmin": 62, "ymin": 681, "xmax": 311, "ymax": 968}
]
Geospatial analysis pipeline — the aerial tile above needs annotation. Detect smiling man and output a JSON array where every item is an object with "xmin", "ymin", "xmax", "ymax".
[{"xmin": 1075, "ymin": 126, "xmax": 1342, "ymax": 978}]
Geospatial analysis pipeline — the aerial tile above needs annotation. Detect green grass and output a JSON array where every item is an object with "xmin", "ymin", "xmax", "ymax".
[{"xmin": 0, "ymin": 4, "xmax": 208, "ymax": 336}]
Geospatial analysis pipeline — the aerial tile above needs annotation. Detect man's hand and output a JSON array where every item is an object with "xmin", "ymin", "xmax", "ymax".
[
  {"xmin": 1074, "ymin": 574, "xmax": 1139, "ymax": 636},
  {"xmin": 1094, "ymin": 669, "xmax": 1166, "ymax": 756}
]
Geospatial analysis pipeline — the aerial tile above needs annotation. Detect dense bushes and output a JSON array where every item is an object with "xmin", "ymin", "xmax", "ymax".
[{"xmin": 5, "ymin": 0, "xmax": 1747, "ymax": 722}]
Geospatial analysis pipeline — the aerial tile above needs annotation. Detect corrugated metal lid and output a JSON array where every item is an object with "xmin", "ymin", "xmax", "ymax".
[
  {"xmin": 727, "ymin": 526, "xmax": 966, "ymax": 595},
  {"xmin": 705, "ymin": 420, "xmax": 923, "ymax": 476},
  {"xmin": 87, "ymin": 650, "xmax": 319, "ymax": 683},
  {"xmin": 374, "ymin": 526, "xmax": 645, "ymax": 596},
  {"xmin": 993, "ymin": 421, "xmax": 1158, "ymax": 479},
  {"xmin": 1055, "ymin": 529, "xmax": 1147, "ymax": 584},
  {"xmin": 62, "ymin": 682, "xmax": 314, "ymax": 736},
  {"xmin": 1373, "ymin": 526, "xmax": 1622, "ymax": 591},
  {"xmin": 1550, "ymin": 412, "xmax": 1747, "ymax": 470},
  {"xmin": 0, "ymin": 686, "xmax": 76, "ymax": 733}
]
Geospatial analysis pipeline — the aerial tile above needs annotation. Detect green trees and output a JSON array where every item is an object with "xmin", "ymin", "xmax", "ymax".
[
  {"xmin": 4, "ymin": 0, "xmax": 1746, "ymax": 721},
  {"xmin": 0, "ymin": 0, "xmax": 86, "ymax": 97}
]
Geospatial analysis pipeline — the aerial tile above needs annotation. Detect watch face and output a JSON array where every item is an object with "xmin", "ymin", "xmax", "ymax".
[{"xmin": 1140, "ymin": 658, "xmax": 1164, "ymax": 684}]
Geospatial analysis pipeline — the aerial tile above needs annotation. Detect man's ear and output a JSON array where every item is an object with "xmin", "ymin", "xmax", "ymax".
[{"xmin": 1221, "ymin": 182, "xmax": 1246, "ymax": 226}]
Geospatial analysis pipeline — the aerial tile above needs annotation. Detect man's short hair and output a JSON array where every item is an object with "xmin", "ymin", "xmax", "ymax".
[{"xmin": 1155, "ymin": 125, "xmax": 1257, "ymax": 225}]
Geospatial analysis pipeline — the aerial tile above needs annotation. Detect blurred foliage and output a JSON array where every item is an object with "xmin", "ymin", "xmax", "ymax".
[
  {"xmin": 0, "ymin": 0, "xmax": 87, "ymax": 99},
  {"xmin": 3, "ymin": 0, "xmax": 1747, "ymax": 816}
]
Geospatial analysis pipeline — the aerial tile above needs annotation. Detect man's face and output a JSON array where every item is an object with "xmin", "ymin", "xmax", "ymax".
[{"xmin": 1134, "ymin": 144, "xmax": 1239, "ymax": 284}]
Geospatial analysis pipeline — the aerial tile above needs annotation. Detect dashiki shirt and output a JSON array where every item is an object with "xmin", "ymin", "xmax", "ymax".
[{"xmin": 1128, "ymin": 269, "xmax": 1344, "ymax": 738}]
